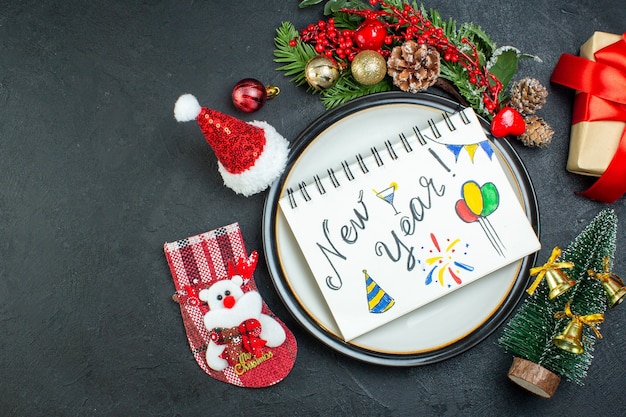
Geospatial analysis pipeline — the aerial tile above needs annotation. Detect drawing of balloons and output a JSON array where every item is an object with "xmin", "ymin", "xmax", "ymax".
[
  {"xmin": 462, "ymin": 181, "xmax": 483, "ymax": 215},
  {"xmin": 455, "ymin": 180, "xmax": 505, "ymax": 256},
  {"xmin": 458, "ymin": 181, "xmax": 500, "ymax": 218},
  {"xmin": 479, "ymin": 182, "xmax": 499, "ymax": 216},
  {"xmin": 455, "ymin": 199, "xmax": 479, "ymax": 223}
]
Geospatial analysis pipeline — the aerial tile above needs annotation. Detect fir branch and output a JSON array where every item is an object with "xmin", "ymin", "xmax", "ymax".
[
  {"xmin": 439, "ymin": 64, "xmax": 490, "ymax": 118},
  {"xmin": 320, "ymin": 74, "xmax": 393, "ymax": 109},
  {"xmin": 326, "ymin": 0, "xmax": 370, "ymax": 15},
  {"xmin": 278, "ymin": 2, "xmax": 538, "ymax": 115},
  {"xmin": 385, "ymin": 0, "xmax": 420, "ymax": 11},
  {"xmin": 331, "ymin": 9, "xmax": 364, "ymax": 29},
  {"xmin": 422, "ymin": 7, "xmax": 457, "ymax": 41},
  {"xmin": 457, "ymin": 21, "xmax": 496, "ymax": 62},
  {"xmin": 274, "ymin": 22, "xmax": 318, "ymax": 87},
  {"xmin": 299, "ymin": 0, "xmax": 370, "ymax": 15},
  {"xmin": 421, "ymin": 6, "xmax": 495, "ymax": 119}
]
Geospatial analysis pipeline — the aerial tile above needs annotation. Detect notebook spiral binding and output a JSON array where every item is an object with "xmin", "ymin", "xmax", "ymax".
[{"xmin": 285, "ymin": 110, "xmax": 472, "ymax": 209}]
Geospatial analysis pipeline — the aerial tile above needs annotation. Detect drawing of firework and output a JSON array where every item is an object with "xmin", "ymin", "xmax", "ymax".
[{"xmin": 424, "ymin": 233, "xmax": 475, "ymax": 287}]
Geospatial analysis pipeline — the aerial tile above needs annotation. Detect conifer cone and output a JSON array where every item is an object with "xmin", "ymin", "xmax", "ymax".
[
  {"xmin": 510, "ymin": 77, "xmax": 548, "ymax": 115},
  {"xmin": 387, "ymin": 41, "xmax": 440, "ymax": 93},
  {"xmin": 519, "ymin": 115, "xmax": 554, "ymax": 147}
]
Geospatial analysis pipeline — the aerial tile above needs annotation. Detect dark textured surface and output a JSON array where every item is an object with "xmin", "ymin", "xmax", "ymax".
[{"xmin": 0, "ymin": 1, "xmax": 624, "ymax": 416}]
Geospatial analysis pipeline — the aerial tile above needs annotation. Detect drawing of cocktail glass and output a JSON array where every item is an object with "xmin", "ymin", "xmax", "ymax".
[{"xmin": 373, "ymin": 182, "xmax": 400, "ymax": 215}]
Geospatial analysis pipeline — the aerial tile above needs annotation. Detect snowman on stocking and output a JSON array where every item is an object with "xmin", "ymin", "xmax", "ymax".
[{"xmin": 199, "ymin": 257, "xmax": 286, "ymax": 372}]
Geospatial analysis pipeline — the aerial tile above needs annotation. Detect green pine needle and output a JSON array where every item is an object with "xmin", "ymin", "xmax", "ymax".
[
  {"xmin": 274, "ymin": 22, "xmax": 318, "ymax": 87},
  {"xmin": 385, "ymin": 0, "xmax": 420, "ymax": 11},
  {"xmin": 330, "ymin": 10, "xmax": 363, "ymax": 29},
  {"xmin": 320, "ymin": 74, "xmax": 393, "ymax": 109},
  {"xmin": 423, "ymin": 6, "xmax": 496, "ymax": 119},
  {"xmin": 299, "ymin": 0, "xmax": 370, "ymax": 15}
]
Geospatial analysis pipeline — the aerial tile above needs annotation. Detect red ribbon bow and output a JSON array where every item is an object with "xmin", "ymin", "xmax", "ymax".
[
  {"xmin": 210, "ymin": 318, "xmax": 267, "ymax": 365},
  {"xmin": 238, "ymin": 318, "xmax": 267, "ymax": 357},
  {"xmin": 551, "ymin": 33, "xmax": 626, "ymax": 203}
]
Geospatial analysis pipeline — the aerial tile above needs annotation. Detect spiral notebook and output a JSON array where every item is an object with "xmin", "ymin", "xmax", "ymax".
[{"xmin": 279, "ymin": 107, "xmax": 540, "ymax": 341}]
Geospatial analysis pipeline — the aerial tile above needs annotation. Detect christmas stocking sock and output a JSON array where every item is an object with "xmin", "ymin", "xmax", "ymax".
[{"xmin": 164, "ymin": 223, "xmax": 297, "ymax": 387}]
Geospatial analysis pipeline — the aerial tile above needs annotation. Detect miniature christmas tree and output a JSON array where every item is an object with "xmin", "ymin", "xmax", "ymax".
[{"xmin": 498, "ymin": 208, "xmax": 625, "ymax": 398}]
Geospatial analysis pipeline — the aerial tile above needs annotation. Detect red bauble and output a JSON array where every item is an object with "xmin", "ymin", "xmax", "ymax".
[
  {"xmin": 490, "ymin": 107, "xmax": 526, "ymax": 138},
  {"xmin": 232, "ymin": 78, "xmax": 279, "ymax": 113},
  {"xmin": 353, "ymin": 18, "xmax": 387, "ymax": 51}
]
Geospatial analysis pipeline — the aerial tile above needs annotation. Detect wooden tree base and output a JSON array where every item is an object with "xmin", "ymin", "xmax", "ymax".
[{"xmin": 507, "ymin": 357, "xmax": 561, "ymax": 398}]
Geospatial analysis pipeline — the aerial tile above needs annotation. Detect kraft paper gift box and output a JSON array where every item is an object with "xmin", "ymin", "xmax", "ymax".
[{"xmin": 564, "ymin": 32, "xmax": 626, "ymax": 177}]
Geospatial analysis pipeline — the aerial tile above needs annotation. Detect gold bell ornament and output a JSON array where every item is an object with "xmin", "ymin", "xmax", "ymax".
[
  {"xmin": 552, "ymin": 301, "xmax": 604, "ymax": 354},
  {"xmin": 527, "ymin": 247, "xmax": 575, "ymax": 299},
  {"xmin": 588, "ymin": 256, "xmax": 626, "ymax": 308}
]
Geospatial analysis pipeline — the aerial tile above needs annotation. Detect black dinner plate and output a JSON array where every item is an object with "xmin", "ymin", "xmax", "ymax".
[{"xmin": 262, "ymin": 91, "xmax": 540, "ymax": 366}]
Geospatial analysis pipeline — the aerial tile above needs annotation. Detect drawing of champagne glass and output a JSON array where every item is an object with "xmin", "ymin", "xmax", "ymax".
[
  {"xmin": 373, "ymin": 182, "xmax": 400, "ymax": 215},
  {"xmin": 455, "ymin": 180, "xmax": 505, "ymax": 256}
]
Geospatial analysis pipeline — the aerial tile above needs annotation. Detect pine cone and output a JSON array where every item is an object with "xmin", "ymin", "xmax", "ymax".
[
  {"xmin": 519, "ymin": 115, "xmax": 554, "ymax": 147},
  {"xmin": 387, "ymin": 41, "xmax": 440, "ymax": 93},
  {"xmin": 509, "ymin": 77, "xmax": 548, "ymax": 115}
]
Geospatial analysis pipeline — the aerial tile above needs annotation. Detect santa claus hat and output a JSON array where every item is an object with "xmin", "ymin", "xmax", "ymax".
[{"xmin": 174, "ymin": 94, "xmax": 290, "ymax": 196}]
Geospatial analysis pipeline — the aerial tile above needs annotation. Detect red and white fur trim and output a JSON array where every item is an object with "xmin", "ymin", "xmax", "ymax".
[{"xmin": 218, "ymin": 120, "xmax": 289, "ymax": 196}]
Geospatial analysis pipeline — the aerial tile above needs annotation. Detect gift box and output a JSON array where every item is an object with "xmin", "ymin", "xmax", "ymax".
[
  {"xmin": 565, "ymin": 32, "xmax": 625, "ymax": 177},
  {"xmin": 551, "ymin": 32, "xmax": 626, "ymax": 203}
]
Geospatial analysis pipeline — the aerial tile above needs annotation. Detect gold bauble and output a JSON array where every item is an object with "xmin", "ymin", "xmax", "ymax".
[
  {"xmin": 351, "ymin": 50, "xmax": 387, "ymax": 86},
  {"xmin": 304, "ymin": 56, "xmax": 341, "ymax": 90}
]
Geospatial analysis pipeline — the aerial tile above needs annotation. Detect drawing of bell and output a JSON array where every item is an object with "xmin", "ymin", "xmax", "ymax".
[
  {"xmin": 601, "ymin": 273, "xmax": 626, "ymax": 308},
  {"xmin": 545, "ymin": 268, "xmax": 575, "ymax": 300},
  {"xmin": 552, "ymin": 319, "xmax": 584, "ymax": 354}
]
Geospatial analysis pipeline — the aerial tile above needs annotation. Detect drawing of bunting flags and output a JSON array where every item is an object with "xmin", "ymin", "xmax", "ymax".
[{"xmin": 446, "ymin": 141, "xmax": 494, "ymax": 162}]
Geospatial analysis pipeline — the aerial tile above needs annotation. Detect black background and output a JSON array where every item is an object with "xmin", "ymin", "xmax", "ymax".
[{"xmin": 1, "ymin": 1, "xmax": 624, "ymax": 416}]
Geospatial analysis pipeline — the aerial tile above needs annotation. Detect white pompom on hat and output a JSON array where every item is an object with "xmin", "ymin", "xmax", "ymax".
[{"xmin": 174, "ymin": 94, "xmax": 290, "ymax": 196}]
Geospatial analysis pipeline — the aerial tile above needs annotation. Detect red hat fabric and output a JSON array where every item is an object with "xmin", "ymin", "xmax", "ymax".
[
  {"xmin": 195, "ymin": 107, "xmax": 265, "ymax": 174},
  {"xmin": 174, "ymin": 94, "xmax": 289, "ymax": 196}
]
